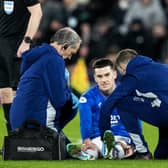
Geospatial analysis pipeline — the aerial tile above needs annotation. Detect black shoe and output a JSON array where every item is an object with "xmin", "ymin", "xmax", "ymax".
[{"xmin": 128, "ymin": 152, "xmax": 153, "ymax": 160}]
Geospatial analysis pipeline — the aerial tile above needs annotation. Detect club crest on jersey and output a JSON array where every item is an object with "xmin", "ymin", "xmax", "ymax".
[
  {"xmin": 4, "ymin": 1, "xmax": 14, "ymax": 15},
  {"xmin": 79, "ymin": 96, "xmax": 87, "ymax": 103}
]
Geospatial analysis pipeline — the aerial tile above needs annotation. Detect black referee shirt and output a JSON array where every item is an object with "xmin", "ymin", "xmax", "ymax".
[{"xmin": 0, "ymin": 0, "xmax": 39, "ymax": 38}]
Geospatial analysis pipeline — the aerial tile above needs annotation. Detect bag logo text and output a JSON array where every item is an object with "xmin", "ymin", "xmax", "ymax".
[{"xmin": 17, "ymin": 146, "xmax": 45, "ymax": 152}]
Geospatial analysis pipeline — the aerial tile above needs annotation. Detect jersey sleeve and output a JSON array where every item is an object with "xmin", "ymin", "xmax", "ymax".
[{"xmin": 79, "ymin": 93, "xmax": 94, "ymax": 141}]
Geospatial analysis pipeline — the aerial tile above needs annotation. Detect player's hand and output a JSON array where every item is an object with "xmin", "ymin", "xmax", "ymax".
[
  {"xmin": 116, "ymin": 141, "xmax": 135, "ymax": 158},
  {"xmin": 81, "ymin": 139, "xmax": 97, "ymax": 151},
  {"xmin": 81, "ymin": 139, "xmax": 91, "ymax": 151},
  {"xmin": 124, "ymin": 145, "xmax": 135, "ymax": 158}
]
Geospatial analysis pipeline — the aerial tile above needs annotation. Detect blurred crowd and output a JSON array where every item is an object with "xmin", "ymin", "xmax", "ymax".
[{"xmin": 33, "ymin": 0, "xmax": 168, "ymax": 95}]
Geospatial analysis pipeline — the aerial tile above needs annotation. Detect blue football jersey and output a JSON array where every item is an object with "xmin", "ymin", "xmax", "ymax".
[{"xmin": 79, "ymin": 85, "xmax": 131, "ymax": 143}]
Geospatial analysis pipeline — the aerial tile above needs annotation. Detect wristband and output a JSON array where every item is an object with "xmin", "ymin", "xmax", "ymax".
[{"xmin": 23, "ymin": 36, "xmax": 33, "ymax": 44}]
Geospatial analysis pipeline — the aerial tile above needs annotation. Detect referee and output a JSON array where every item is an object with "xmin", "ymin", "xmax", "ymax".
[{"xmin": 0, "ymin": 0, "xmax": 42, "ymax": 133}]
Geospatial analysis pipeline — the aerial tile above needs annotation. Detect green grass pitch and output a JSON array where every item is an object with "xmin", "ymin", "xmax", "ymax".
[{"xmin": 0, "ymin": 106, "xmax": 168, "ymax": 168}]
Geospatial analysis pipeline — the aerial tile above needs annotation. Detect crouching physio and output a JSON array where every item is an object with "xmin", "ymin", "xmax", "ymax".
[{"xmin": 10, "ymin": 27, "xmax": 81, "ymax": 136}]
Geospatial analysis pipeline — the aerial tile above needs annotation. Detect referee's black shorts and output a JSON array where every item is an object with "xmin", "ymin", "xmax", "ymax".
[{"xmin": 0, "ymin": 38, "xmax": 21, "ymax": 90}]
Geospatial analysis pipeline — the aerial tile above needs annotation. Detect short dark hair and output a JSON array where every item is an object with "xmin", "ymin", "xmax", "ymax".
[
  {"xmin": 115, "ymin": 49, "xmax": 138, "ymax": 69},
  {"xmin": 92, "ymin": 58, "xmax": 114, "ymax": 73}
]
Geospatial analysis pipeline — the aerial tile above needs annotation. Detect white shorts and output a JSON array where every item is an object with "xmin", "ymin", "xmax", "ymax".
[
  {"xmin": 91, "ymin": 135, "xmax": 131, "ymax": 157},
  {"xmin": 114, "ymin": 135, "xmax": 132, "ymax": 145}
]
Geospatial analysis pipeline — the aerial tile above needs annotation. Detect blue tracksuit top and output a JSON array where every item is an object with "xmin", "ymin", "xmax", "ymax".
[
  {"xmin": 99, "ymin": 55, "xmax": 168, "ymax": 134},
  {"xmin": 10, "ymin": 43, "xmax": 71, "ymax": 129},
  {"xmin": 79, "ymin": 85, "xmax": 130, "ymax": 141}
]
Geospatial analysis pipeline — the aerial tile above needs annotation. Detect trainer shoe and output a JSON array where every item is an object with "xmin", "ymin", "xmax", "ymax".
[
  {"xmin": 134, "ymin": 151, "xmax": 153, "ymax": 160},
  {"xmin": 66, "ymin": 143, "xmax": 90, "ymax": 160},
  {"xmin": 103, "ymin": 130, "xmax": 115, "ymax": 159}
]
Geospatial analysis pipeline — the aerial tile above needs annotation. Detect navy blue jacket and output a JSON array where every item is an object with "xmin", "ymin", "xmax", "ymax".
[
  {"xmin": 10, "ymin": 43, "xmax": 71, "ymax": 129},
  {"xmin": 99, "ymin": 56, "xmax": 168, "ymax": 135}
]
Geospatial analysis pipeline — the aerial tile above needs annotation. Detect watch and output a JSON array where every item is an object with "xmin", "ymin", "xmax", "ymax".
[{"xmin": 23, "ymin": 36, "xmax": 33, "ymax": 44}]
